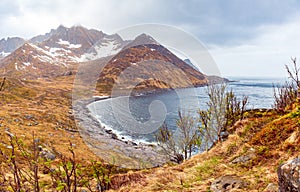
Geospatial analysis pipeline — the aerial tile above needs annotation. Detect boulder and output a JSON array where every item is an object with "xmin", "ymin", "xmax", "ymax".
[
  {"xmin": 263, "ymin": 183, "xmax": 278, "ymax": 192},
  {"xmin": 39, "ymin": 147, "xmax": 56, "ymax": 161},
  {"xmin": 278, "ymin": 156, "xmax": 300, "ymax": 192},
  {"xmin": 231, "ymin": 155, "xmax": 252, "ymax": 164},
  {"xmin": 231, "ymin": 148, "xmax": 256, "ymax": 164},
  {"xmin": 210, "ymin": 175, "xmax": 248, "ymax": 192}
]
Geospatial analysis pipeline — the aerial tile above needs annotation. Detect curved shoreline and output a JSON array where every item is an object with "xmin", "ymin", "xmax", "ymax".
[
  {"xmin": 88, "ymin": 95, "xmax": 162, "ymax": 145},
  {"xmin": 73, "ymin": 97, "xmax": 168, "ymax": 169}
]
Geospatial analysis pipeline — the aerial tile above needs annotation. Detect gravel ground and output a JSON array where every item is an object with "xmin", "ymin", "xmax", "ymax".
[{"xmin": 73, "ymin": 98, "xmax": 169, "ymax": 169}]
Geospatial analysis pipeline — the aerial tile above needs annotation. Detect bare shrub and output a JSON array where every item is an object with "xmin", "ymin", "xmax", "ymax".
[
  {"xmin": 273, "ymin": 58, "xmax": 300, "ymax": 111},
  {"xmin": 198, "ymin": 84, "xmax": 248, "ymax": 150},
  {"xmin": 273, "ymin": 81, "xmax": 297, "ymax": 111},
  {"xmin": 156, "ymin": 111, "xmax": 198, "ymax": 163}
]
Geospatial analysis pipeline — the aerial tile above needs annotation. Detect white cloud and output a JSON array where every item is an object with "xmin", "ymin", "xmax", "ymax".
[
  {"xmin": 1, "ymin": 0, "xmax": 300, "ymax": 77},
  {"xmin": 210, "ymin": 15, "xmax": 300, "ymax": 77}
]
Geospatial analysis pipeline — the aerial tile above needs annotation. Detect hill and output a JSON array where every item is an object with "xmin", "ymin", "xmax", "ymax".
[
  {"xmin": 96, "ymin": 40, "xmax": 208, "ymax": 95},
  {"xmin": 1, "ymin": 75, "xmax": 298, "ymax": 191},
  {"xmin": 107, "ymin": 107, "xmax": 299, "ymax": 191}
]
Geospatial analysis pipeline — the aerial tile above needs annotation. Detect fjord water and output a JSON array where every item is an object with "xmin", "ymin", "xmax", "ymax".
[{"xmin": 88, "ymin": 77, "xmax": 285, "ymax": 143}]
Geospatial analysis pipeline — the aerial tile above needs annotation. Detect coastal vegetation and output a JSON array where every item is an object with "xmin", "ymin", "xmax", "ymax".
[
  {"xmin": 156, "ymin": 83, "xmax": 248, "ymax": 162},
  {"xmin": 0, "ymin": 59, "xmax": 299, "ymax": 191}
]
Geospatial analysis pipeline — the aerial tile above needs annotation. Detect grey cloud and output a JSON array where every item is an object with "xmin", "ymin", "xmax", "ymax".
[
  {"xmin": 1, "ymin": 0, "xmax": 300, "ymax": 46},
  {"xmin": 0, "ymin": 0, "xmax": 21, "ymax": 17}
]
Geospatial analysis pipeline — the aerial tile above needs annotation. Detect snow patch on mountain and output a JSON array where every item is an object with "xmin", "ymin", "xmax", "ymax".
[
  {"xmin": 27, "ymin": 43, "xmax": 80, "ymax": 64},
  {"xmin": 0, "ymin": 51, "xmax": 10, "ymax": 58},
  {"xmin": 58, "ymin": 39, "xmax": 69, "ymax": 45},
  {"xmin": 68, "ymin": 44, "xmax": 82, "ymax": 49},
  {"xmin": 80, "ymin": 39, "xmax": 122, "ymax": 61},
  {"xmin": 23, "ymin": 62, "xmax": 31, "ymax": 67},
  {"xmin": 57, "ymin": 39, "xmax": 82, "ymax": 49}
]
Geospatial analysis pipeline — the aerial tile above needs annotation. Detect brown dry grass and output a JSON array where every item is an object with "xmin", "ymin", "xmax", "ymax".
[
  {"xmin": 108, "ymin": 109, "xmax": 299, "ymax": 192},
  {"xmin": 0, "ymin": 76, "xmax": 100, "ymax": 163},
  {"xmin": 1, "ymin": 76, "xmax": 299, "ymax": 191}
]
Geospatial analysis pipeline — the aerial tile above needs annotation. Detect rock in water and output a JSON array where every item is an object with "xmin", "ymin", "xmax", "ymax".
[
  {"xmin": 278, "ymin": 156, "xmax": 300, "ymax": 192},
  {"xmin": 210, "ymin": 175, "xmax": 248, "ymax": 192}
]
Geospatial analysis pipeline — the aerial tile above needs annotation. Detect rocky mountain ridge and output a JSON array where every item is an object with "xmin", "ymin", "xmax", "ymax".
[
  {"xmin": 0, "ymin": 37, "xmax": 26, "ymax": 58},
  {"xmin": 0, "ymin": 25, "xmax": 219, "ymax": 92}
]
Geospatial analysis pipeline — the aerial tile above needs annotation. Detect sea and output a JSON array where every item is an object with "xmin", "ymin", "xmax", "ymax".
[{"xmin": 87, "ymin": 77, "xmax": 286, "ymax": 144}]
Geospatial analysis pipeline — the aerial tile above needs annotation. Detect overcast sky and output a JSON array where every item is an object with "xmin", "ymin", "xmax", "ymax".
[{"xmin": 1, "ymin": 0, "xmax": 300, "ymax": 77}]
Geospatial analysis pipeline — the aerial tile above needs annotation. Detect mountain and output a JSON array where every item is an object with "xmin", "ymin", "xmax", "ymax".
[
  {"xmin": 184, "ymin": 59, "xmax": 198, "ymax": 70},
  {"xmin": 0, "ymin": 37, "xmax": 25, "ymax": 58},
  {"xmin": 122, "ymin": 33, "xmax": 158, "ymax": 50},
  {"xmin": 0, "ymin": 26, "xmax": 127, "ymax": 79},
  {"xmin": 38, "ymin": 25, "xmax": 105, "ymax": 56},
  {"xmin": 35, "ymin": 25, "xmax": 129, "ymax": 62},
  {"xmin": 184, "ymin": 58, "xmax": 229, "ymax": 84},
  {"xmin": 0, "ymin": 25, "xmax": 225, "ymax": 92},
  {"xmin": 0, "ymin": 43, "xmax": 72, "ymax": 79},
  {"xmin": 81, "ymin": 33, "xmax": 128, "ymax": 61},
  {"xmin": 95, "ymin": 39, "xmax": 208, "ymax": 95}
]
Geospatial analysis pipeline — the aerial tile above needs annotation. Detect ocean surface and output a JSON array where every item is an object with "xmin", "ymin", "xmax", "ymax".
[{"xmin": 87, "ymin": 77, "xmax": 286, "ymax": 144}]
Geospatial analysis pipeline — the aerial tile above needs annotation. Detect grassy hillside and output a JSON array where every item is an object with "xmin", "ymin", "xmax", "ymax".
[
  {"xmin": 0, "ymin": 76, "xmax": 100, "ymax": 162},
  {"xmin": 109, "ymin": 108, "xmax": 299, "ymax": 191},
  {"xmin": 0, "ymin": 76, "xmax": 299, "ymax": 191}
]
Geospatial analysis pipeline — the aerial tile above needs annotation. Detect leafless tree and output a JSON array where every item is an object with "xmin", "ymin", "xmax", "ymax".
[{"xmin": 198, "ymin": 83, "xmax": 248, "ymax": 151}]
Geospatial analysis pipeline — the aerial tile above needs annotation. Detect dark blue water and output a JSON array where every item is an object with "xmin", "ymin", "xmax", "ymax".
[{"xmin": 88, "ymin": 77, "xmax": 286, "ymax": 144}]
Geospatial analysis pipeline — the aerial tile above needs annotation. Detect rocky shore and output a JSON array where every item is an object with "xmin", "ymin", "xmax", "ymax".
[{"xmin": 72, "ymin": 98, "xmax": 168, "ymax": 169}]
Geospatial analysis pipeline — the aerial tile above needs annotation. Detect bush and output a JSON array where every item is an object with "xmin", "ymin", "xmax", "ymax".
[
  {"xmin": 273, "ymin": 58, "xmax": 300, "ymax": 111},
  {"xmin": 0, "ymin": 132, "xmax": 117, "ymax": 191},
  {"xmin": 156, "ymin": 111, "xmax": 198, "ymax": 163},
  {"xmin": 198, "ymin": 83, "xmax": 248, "ymax": 150},
  {"xmin": 273, "ymin": 81, "xmax": 297, "ymax": 111}
]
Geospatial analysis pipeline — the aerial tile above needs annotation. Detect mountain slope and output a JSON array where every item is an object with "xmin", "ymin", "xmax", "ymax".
[
  {"xmin": 95, "ymin": 41, "xmax": 208, "ymax": 95},
  {"xmin": 80, "ymin": 33, "xmax": 127, "ymax": 61},
  {"xmin": 38, "ymin": 25, "xmax": 105, "ymax": 56},
  {"xmin": 0, "ymin": 26, "xmax": 126, "ymax": 79},
  {"xmin": 106, "ymin": 108, "xmax": 299, "ymax": 191},
  {"xmin": 0, "ymin": 26, "xmax": 224, "ymax": 93},
  {"xmin": 0, "ymin": 43, "xmax": 73, "ymax": 79}
]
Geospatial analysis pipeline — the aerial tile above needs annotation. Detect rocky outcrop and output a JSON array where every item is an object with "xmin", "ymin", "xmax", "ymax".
[
  {"xmin": 231, "ymin": 148, "xmax": 256, "ymax": 164},
  {"xmin": 210, "ymin": 175, "xmax": 248, "ymax": 192},
  {"xmin": 39, "ymin": 146, "xmax": 56, "ymax": 160},
  {"xmin": 278, "ymin": 156, "xmax": 300, "ymax": 192},
  {"xmin": 0, "ymin": 37, "xmax": 25, "ymax": 57},
  {"xmin": 263, "ymin": 183, "xmax": 278, "ymax": 192}
]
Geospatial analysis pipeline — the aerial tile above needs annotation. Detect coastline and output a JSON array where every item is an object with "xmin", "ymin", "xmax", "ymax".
[{"xmin": 73, "ymin": 97, "xmax": 168, "ymax": 169}]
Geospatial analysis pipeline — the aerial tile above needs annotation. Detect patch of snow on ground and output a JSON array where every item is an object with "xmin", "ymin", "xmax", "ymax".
[
  {"xmin": 0, "ymin": 51, "xmax": 11, "ymax": 57},
  {"xmin": 80, "ymin": 40, "xmax": 121, "ymax": 61},
  {"xmin": 68, "ymin": 43, "xmax": 82, "ymax": 49},
  {"xmin": 58, "ymin": 39, "xmax": 81, "ymax": 49},
  {"xmin": 23, "ymin": 62, "xmax": 31, "ymax": 67},
  {"xmin": 57, "ymin": 39, "xmax": 70, "ymax": 45},
  {"xmin": 28, "ymin": 43, "xmax": 78, "ymax": 64},
  {"xmin": 38, "ymin": 55, "xmax": 53, "ymax": 63}
]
